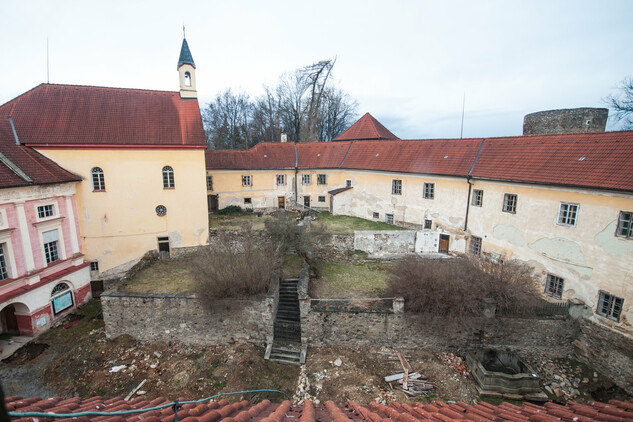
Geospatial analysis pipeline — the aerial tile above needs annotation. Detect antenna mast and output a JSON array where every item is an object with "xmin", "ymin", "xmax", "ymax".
[
  {"xmin": 46, "ymin": 36, "xmax": 50, "ymax": 83},
  {"xmin": 460, "ymin": 92, "xmax": 465, "ymax": 139}
]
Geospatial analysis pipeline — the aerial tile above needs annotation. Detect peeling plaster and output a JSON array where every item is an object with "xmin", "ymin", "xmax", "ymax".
[
  {"xmin": 169, "ymin": 230, "xmax": 183, "ymax": 247},
  {"xmin": 493, "ymin": 224, "xmax": 526, "ymax": 246},
  {"xmin": 528, "ymin": 237, "xmax": 592, "ymax": 277},
  {"xmin": 194, "ymin": 226, "xmax": 205, "ymax": 244},
  {"xmin": 594, "ymin": 220, "xmax": 633, "ymax": 255},
  {"xmin": 448, "ymin": 216, "xmax": 464, "ymax": 226}
]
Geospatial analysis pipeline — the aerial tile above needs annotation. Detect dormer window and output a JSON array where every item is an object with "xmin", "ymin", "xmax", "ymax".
[{"xmin": 184, "ymin": 72, "xmax": 192, "ymax": 87}]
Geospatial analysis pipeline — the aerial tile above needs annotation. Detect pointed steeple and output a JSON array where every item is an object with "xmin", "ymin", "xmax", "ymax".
[
  {"xmin": 177, "ymin": 37, "xmax": 197, "ymax": 99},
  {"xmin": 177, "ymin": 38, "xmax": 196, "ymax": 69}
]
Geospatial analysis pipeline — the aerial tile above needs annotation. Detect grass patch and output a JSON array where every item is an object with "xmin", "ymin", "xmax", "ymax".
[
  {"xmin": 209, "ymin": 213, "xmax": 271, "ymax": 231},
  {"xmin": 39, "ymin": 299, "xmax": 104, "ymax": 344},
  {"xmin": 314, "ymin": 212, "xmax": 404, "ymax": 234},
  {"xmin": 311, "ymin": 261, "xmax": 391, "ymax": 298},
  {"xmin": 118, "ymin": 257, "xmax": 196, "ymax": 294}
]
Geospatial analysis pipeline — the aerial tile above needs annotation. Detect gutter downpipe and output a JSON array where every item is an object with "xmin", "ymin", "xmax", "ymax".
[
  {"xmin": 294, "ymin": 142, "xmax": 299, "ymax": 208},
  {"xmin": 464, "ymin": 138, "xmax": 486, "ymax": 231}
]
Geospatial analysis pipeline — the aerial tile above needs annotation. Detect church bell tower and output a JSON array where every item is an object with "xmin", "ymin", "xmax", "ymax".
[{"xmin": 178, "ymin": 37, "xmax": 197, "ymax": 99}]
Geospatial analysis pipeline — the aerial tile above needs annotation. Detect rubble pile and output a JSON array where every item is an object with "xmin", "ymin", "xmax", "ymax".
[{"xmin": 437, "ymin": 353, "xmax": 470, "ymax": 377}]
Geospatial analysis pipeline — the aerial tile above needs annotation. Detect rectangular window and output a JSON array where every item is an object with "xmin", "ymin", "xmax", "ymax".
[
  {"xmin": 469, "ymin": 236, "xmax": 482, "ymax": 255},
  {"xmin": 0, "ymin": 244, "xmax": 8, "ymax": 280},
  {"xmin": 276, "ymin": 174, "xmax": 286, "ymax": 186},
  {"xmin": 423, "ymin": 183, "xmax": 435, "ymax": 199},
  {"xmin": 545, "ymin": 274, "xmax": 564, "ymax": 299},
  {"xmin": 472, "ymin": 190, "xmax": 483, "ymax": 207},
  {"xmin": 317, "ymin": 174, "xmax": 327, "ymax": 185},
  {"xmin": 242, "ymin": 175, "xmax": 252, "ymax": 187},
  {"xmin": 597, "ymin": 290, "xmax": 624, "ymax": 322},
  {"xmin": 424, "ymin": 219, "xmax": 432, "ymax": 229},
  {"xmin": 616, "ymin": 211, "xmax": 633, "ymax": 238},
  {"xmin": 37, "ymin": 204, "xmax": 55, "ymax": 219},
  {"xmin": 558, "ymin": 202, "xmax": 579, "ymax": 226},
  {"xmin": 503, "ymin": 193, "xmax": 517, "ymax": 213},
  {"xmin": 244, "ymin": 197, "xmax": 252, "ymax": 204},
  {"xmin": 346, "ymin": 179, "xmax": 352, "ymax": 187},
  {"xmin": 206, "ymin": 176, "xmax": 213, "ymax": 190},
  {"xmin": 302, "ymin": 174, "xmax": 311, "ymax": 185},
  {"xmin": 43, "ymin": 229, "xmax": 59, "ymax": 265},
  {"xmin": 385, "ymin": 213, "xmax": 394, "ymax": 224},
  {"xmin": 373, "ymin": 212, "xmax": 379, "ymax": 219},
  {"xmin": 90, "ymin": 261, "xmax": 99, "ymax": 272},
  {"xmin": 392, "ymin": 179, "xmax": 402, "ymax": 195},
  {"xmin": 318, "ymin": 196, "xmax": 326, "ymax": 202}
]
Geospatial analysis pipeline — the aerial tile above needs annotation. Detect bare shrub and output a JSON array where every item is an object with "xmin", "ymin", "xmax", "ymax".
[
  {"xmin": 191, "ymin": 224, "xmax": 280, "ymax": 309},
  {"xmin": 386, "ymin": 255, "xmax": 541, "ymax": 318},
  {"xmin": 264, "ymin": 212, "xmax": 330, "ymax": 278}
]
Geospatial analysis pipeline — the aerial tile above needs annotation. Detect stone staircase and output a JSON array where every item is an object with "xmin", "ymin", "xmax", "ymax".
[{"xmin": 266, "ymin": 278, "xmax": 306, "ymax": 365}]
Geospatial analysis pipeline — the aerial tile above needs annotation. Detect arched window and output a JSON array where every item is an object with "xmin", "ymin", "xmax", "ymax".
[
  {"xmin": 162, "ymin": 166, "xmax": 175, "ymax": 188},
  {"xmin": 91, "ymin": 167, "xmax": 106, "ymax": 191},
  {"xmin": 184, "ymin": 72, "xmax": 192, "ymax": 87},
  {"xmin": 51, "ymin": 282, "xmax": 73, "ymax": 315}
]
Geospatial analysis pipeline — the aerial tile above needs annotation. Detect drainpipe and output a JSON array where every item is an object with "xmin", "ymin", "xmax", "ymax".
[
  {"xmin": 464, "ymin": 138, "xmax": 486, "ymax": 232},
  {"xmin": 464, "ymin": 176, "xmax": 472, "ymax": 231},
  {"xmin": 294, "ymin": 142, "xmax": 299, "ymax": 208}
]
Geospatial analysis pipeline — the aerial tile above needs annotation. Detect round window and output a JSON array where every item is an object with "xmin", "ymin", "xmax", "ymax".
[{"xmin": 156, "ymin": 205, "xmax": 167, "ymax": 216}]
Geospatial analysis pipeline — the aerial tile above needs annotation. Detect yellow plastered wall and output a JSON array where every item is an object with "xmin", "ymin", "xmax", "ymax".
[
  {"xmin": 37, "ymin": 148, "xmax": 209, "ymax": 274},
  {"xmin": 467, "ymin": 180, "xmax": 633, "ymax": 316}
]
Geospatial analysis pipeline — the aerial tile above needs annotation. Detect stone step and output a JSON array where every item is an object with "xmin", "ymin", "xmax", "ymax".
[
  {"xmin": 269, "ymin": 357, "xmax": 301, "ymax": 365},
  {"xmin": 271, "ymin": 349, "xmax": 301, "ymax": 359}
]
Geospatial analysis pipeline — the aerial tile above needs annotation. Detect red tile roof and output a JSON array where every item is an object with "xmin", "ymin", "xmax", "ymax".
[
  {"xmin": 0, "ymin": 84, "xmax": 206, "ymax": 147},
  {"xmin": 206, "ymin": 130, "xmax": 633, "ymax": 192},
  {"xmin": 0, "ymin": 117, "xmax": 81, "ymax": 189},
  {"xmin": 333, "ymin": 113, "xmax": 400, "ymax": 141},
  {"xmin": 470, "ymin": 131, "xmax": 633, "ymax": 192},
  {"xmin": 6, "ymin": 396, "xmax": 633, "ymax": 422}
]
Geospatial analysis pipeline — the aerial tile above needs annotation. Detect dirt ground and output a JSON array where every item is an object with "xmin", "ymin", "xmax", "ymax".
[{"xmin": 1, "ymin": 300, "xmax": 630, "ymax": 406}]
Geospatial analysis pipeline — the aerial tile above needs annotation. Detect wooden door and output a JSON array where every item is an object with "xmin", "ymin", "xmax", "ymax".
[
  {"xmin": 2, "ymin": 305, "xmax": 18, "ymax": 334},
  {"xmin": 278, "ymin": 196, "xmax": 285, "ymax": 209},
  {"xmin": 304, "ymin": 196, "xmax": 310, "ymax": 208},
  {"xmin": 439, "ymin": 234, "xmax": 450, "ymax": 253}
]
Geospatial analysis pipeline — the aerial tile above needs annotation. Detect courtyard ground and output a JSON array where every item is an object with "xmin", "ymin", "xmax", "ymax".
[{"xmin": 1, "ymin": 300, "xmax": 630, "ymax": 406}]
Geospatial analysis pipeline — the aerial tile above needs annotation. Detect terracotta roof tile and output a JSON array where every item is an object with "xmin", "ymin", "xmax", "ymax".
[
  {"xmin": 0, "ymin": 117, "xmax": 81, "ymax": 189},
  {"xmin": 7, "ymin": 396, "xmax": 633, "ymax": 422},
  {"xmin": 0, "ymin": 84, "xmax": 205, "ymax": 147},
  {"xmin": 333, "ymin": 113, "xmax": 399, "ymax": 141}
]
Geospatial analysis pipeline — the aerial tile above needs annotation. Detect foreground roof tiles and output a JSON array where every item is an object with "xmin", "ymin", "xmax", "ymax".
[
  {"xmin": 333, "ymin": 113, "xmax": 400, "ymax": 141},
  {"xmin": 6, "ymin": 396, "xmax": 633, "ymax": 422},
  {"xmin": 0, "ymin": 84, "xmax": 206, "ymax": 147},
  {"xmin": 0, "ymin": 118, "xmax": 81, "ymax": 189},
  {"xmin": 206, "ymin": 130, "xmax": 633, "ymax": 192}
]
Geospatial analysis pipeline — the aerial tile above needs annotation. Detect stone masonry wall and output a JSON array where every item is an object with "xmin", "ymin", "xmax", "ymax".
[
  {"xmin": 354, "ymin": 230, "xmax": 415, "ymax": 258},
  {"xmin": 523, "ymin": 108, "xmax": 608, "ymax": 135},
  {"xmin": 101, "ymin": 291, "xmax": 274, "ymax": 346}
]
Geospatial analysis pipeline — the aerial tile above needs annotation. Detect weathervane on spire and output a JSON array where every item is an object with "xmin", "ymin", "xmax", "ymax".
[{"xmin": 183, "ymin": 24, "xmax": 186, "ymax": 39}]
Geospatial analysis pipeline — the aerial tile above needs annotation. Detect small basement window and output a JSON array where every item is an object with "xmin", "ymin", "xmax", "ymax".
[
  {"xmin": 424, "ymin": 219, "xmax": 432, "ymax": 229},
  {"xmin": 385, "ymin": 214, "xmax": 394, "ymax": 225},
  {"xmin": 596, "ymin": 290, "xmax": 624, "ymax": 322},
  {"xmin": 157, "ymin": 236, "xmax": 170, "ymax": 255},
  {"xmin": 318, "ymin": 196, "xmax": 325, "ymax": 202},
  {"xmin": 244, "ymin": 198, "xmax": 252, "ymax": 204},
  {"xmin": 90, "ymin": 262, "xmax": 99, "ymax": 272},
  {"xmin": 545, "ymin": 274, "xmax": 564, "ymax": 299},
  {"xmin": 373, "ymin": 212, "xmax": 379, "ymax": 219},
  {"xmin": 469, "ymin": 236, "xmax": 482, "ymax": 255}
]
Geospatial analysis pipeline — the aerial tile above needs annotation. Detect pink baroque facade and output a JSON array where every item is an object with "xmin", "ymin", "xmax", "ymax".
[{"xmin": 0, "ymin": 182, "xmax": 91, "ymax": 336}]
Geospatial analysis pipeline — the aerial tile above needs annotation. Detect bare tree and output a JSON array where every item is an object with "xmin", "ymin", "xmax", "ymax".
[
  {"xmin": 302, "ymin": 60, "xmax": 335, "ymax": 142},
  {"xmin": 202, "ymin": 89, "xmax": 253, "ymax": 149},
  {"xmin": 318, "ymin": 87, "xmax": 359, "ymax": 141},
  {"xmin": 606, "ymin": 76, "xmax": 633, "ymax": 129}
]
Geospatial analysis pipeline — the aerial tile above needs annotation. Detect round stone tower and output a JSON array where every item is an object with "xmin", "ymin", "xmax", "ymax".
[{"xmin": 523, "ymin": 108, "xmax": 608, "ymax": 135}]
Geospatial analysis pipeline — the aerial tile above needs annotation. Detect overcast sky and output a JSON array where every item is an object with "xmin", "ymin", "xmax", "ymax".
[{"xmin": 1, "ymin": 0, "xmax": 632, "ymax": 139}]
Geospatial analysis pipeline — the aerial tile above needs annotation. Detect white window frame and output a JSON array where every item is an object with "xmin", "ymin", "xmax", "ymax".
[
  {"xmin": 545, "ymin": 274, "xmax": 564, "ymax": 299},
  {"xmin": 469, "ymin": 236, "xmax": 482, "ymax": 255},
  {"xmin": 206, "ymin": 176, "xmax": 213, "ymax": 191},
  {"xmin": 423, "ymin": 183, "xmax": 435, "ymax": 200},
  {"xmin": 91, "ymin": 167, "xmax": 106, "ymax": 191},
  {"xmin": 162, "ymin": 166, "xmax": 175, "ymax": 189},
  {"xmin": 424, "ymin": 219, "xmax": 432, "ymax": 230},
  {"xmin": 276, "ymin": 174, "xmax": 286, "ymax": 186},
  {"xmin": 557, "ymin": 202, "xmax": 579, "ymax": 227},
  {"xmin": 302, "ymin": 174, "xmax": 311, "ymax": 185},
  {"xmin": 51, "ymin": 282, "xmax": 74, "ymax": 315},
  {"xmin": 392, "ymin": 179, "xmax": 402, "ymax": 195},
  {"xmin": 616, "ymin": 211, "xmax": 633, "ymax": 239},
  {"xmin": 36, "ymin": 220, "xmax": 66, "ymax": 266},
  {"xmin": 242, "ymin": 175, "xmax": 252, "ymax": 187},
  {"xmin": 0, "ymin": 208, "xmax": 7, "ymax": 230},
  {"xmin": 318, "ymin": 196, "xmax": 326, "ymax": 202},
  {"xmin": 0, "ymin": 241, "xmax": 16, "ymax": 281},
  {"xmin": 472, "ymin": 190, "xmax": 483, "ymax": 207},
  {"xmin": 503, "ymin": 193, "xmax": 517, "ymax": 213},
  {"xmin": 317, "ymin": 174, "xmax": 327, "ymax": 185},
  {"xmin": 35, "ymin": 201, "xmax": 58, "ymax": 222},
  {"xmin": 596, "ymin": 290, "xmax": 624, "ymax": 322},
  {"xmin": 385, "ymin": 213, "xmax": 394, "ymax": 224}
]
